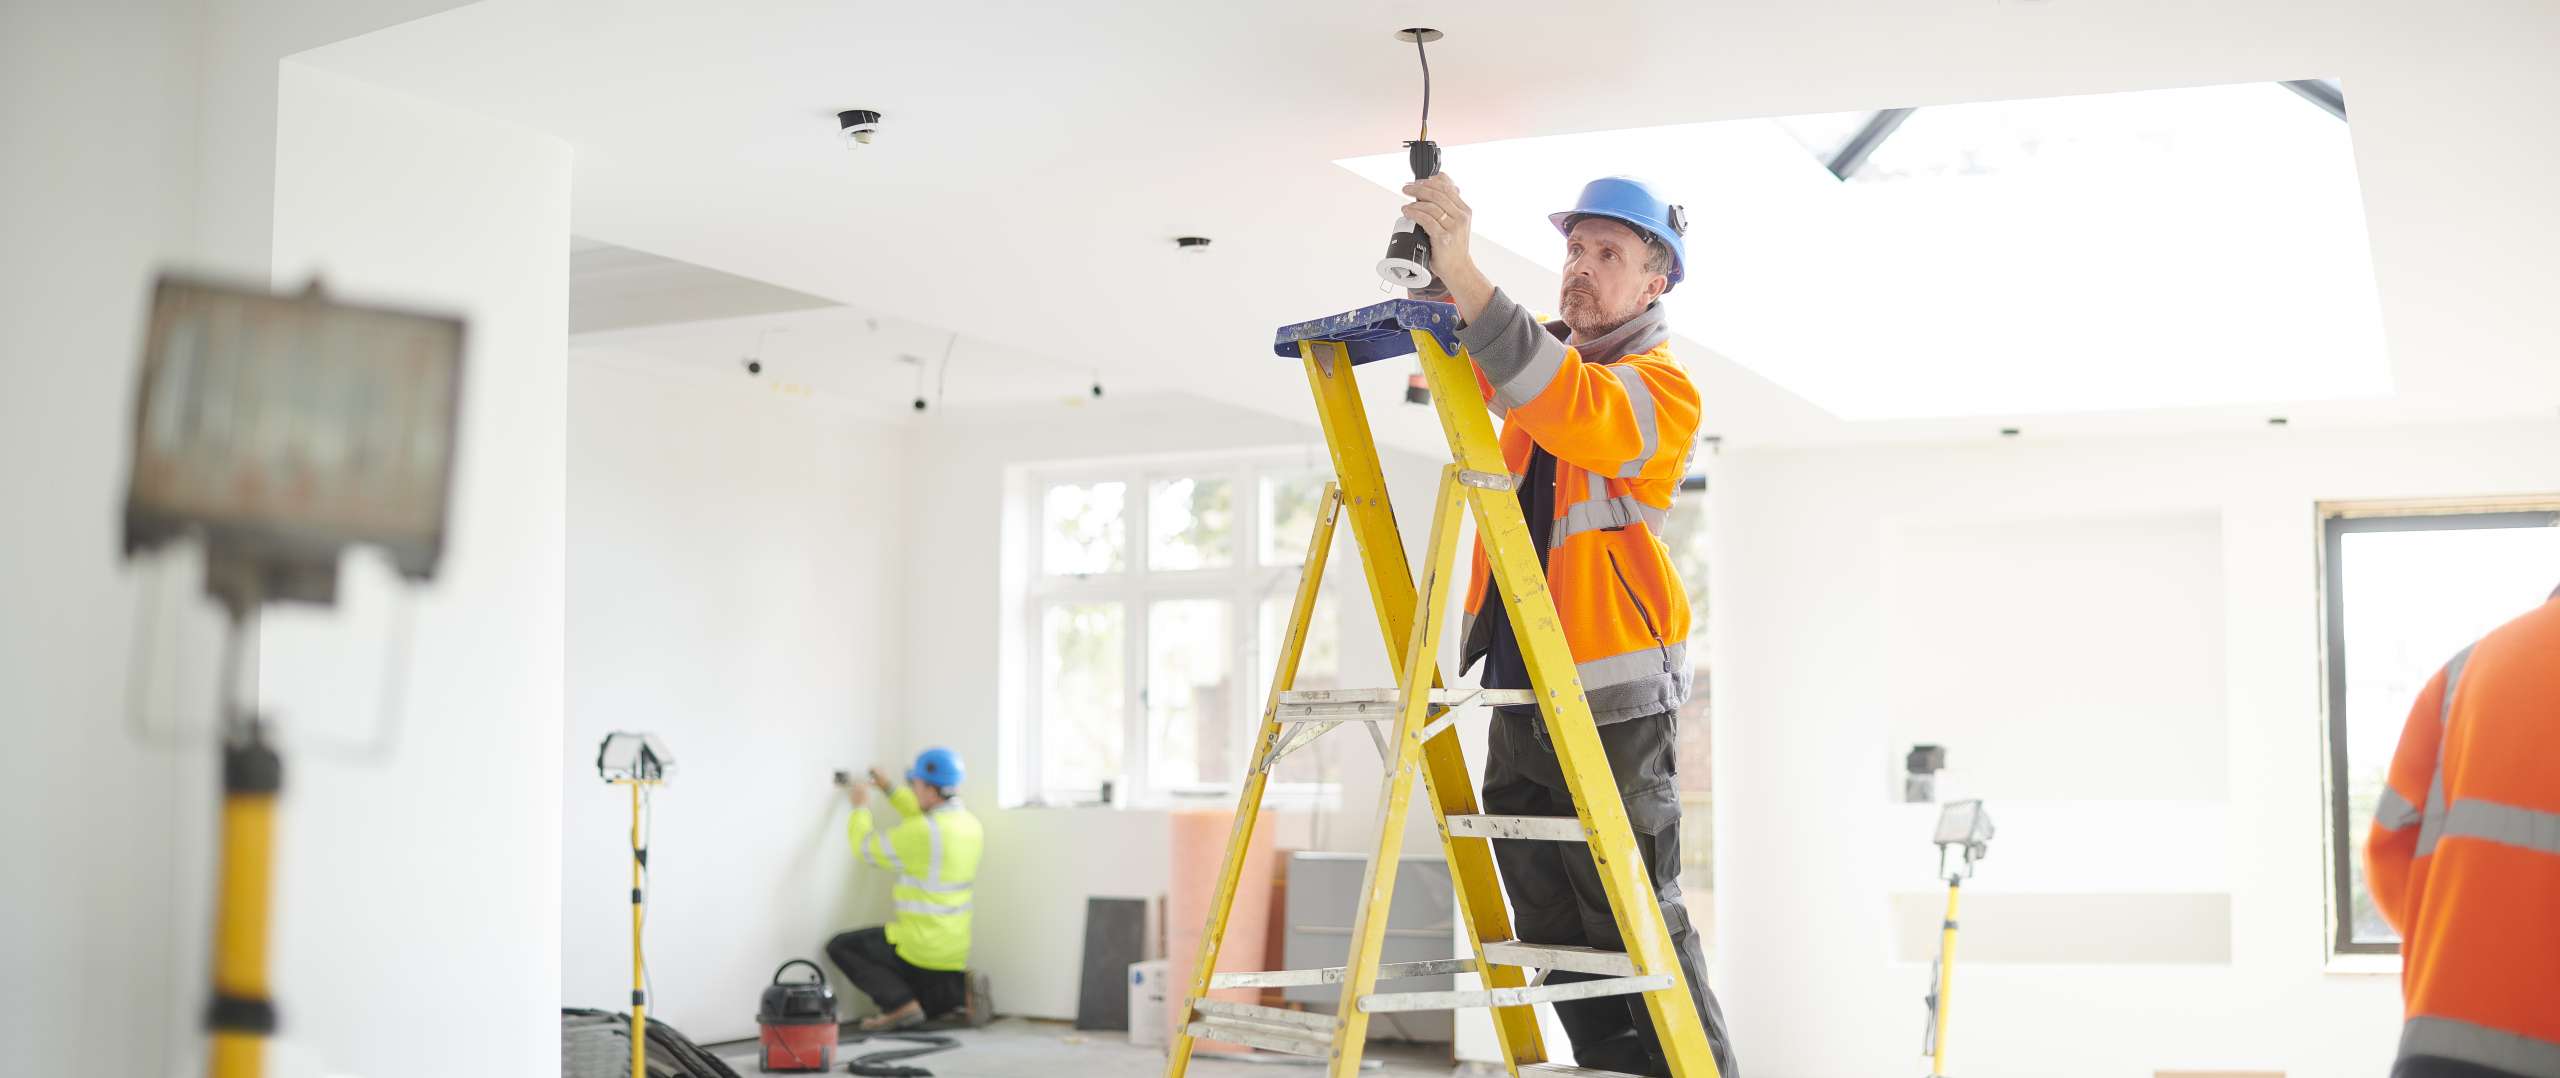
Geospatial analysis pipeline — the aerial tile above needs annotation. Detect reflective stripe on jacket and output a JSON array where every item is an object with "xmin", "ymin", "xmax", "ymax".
[
  {"xmin": 1454, "ymin": 291, "xmax": 1699, "ymax": 724},
  {"xmin": 2367, "ymin": 596, "xmax": 2560, "ymax": 1076},
  {"xmin": 849, "ymin": 787, "xmax": 982, "ymax": 971}
]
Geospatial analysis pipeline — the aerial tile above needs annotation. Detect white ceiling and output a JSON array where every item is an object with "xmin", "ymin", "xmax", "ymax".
[
  {"xmin": 297, "ymin": 0, "xmax": 2560, "ymax": 450},
  {"xmin": 1344, "ymin": 82, "xmax": 2392, "ymax": 421},
  {"xmin": 573, "ymin": 300, "xmax": 1140, "ymax": 418},
  {"xmin": 568, "ymin": 238, "xmax": 835, "ymax": 334}
]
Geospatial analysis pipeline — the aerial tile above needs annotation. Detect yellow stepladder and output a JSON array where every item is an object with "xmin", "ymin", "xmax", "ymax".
[{"xmin": 1165, "ymin": 301, "xmax": 1721, "ymax": 1078}]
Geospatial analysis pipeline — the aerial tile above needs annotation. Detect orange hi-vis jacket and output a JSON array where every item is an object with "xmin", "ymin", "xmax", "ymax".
[
  {"xmin": 1453, "ymin": 292, "xmax": 1700, "ymax": 724},
  {"xmin": 2367, "ymin": 594, "xmax": 2560, "ymax": 1076}
]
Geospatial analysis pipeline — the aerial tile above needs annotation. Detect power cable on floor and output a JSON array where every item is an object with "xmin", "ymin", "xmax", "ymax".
[{"xmin": 841, "ymin": 1030, "xmax": 960, "ymax": 1076}]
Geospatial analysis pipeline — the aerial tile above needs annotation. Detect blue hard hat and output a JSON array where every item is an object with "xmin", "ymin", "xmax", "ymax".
[
  {"xmin": 908, "ymin": 747, "xmax": 964, "ymax": 789},
  {"xmin": 1549, "ymin": 176, "xmax": 1689, "ymax": 290}
]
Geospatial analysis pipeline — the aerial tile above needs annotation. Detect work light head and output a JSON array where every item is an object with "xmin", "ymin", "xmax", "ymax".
[{"xmin": 597, "ymin": 732, "xmax": 673, "ymax": 784}]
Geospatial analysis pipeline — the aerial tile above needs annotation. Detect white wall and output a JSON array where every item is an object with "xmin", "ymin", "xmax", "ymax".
[
  {"xmin": 248, "ymin": 61, "xmax": 572, "ymax": 1076},
  {"xmin": 194, "ymin": 0, "xmax": 479, "ymax": 268},
  {"xmin": 1711, "ymin": 420, "xmax": 2560, "ymax": 1078},
  {"xmin": 0, "ymin": 4, "xmax": 215, "ymax": 1074},
  {"xmin": 898, "ymin": 393, "xmax": 1450, "ymax": 1021},
  {"xmin": 565, "ymin": 347, "xmax": 906, "ymax": 1041}
]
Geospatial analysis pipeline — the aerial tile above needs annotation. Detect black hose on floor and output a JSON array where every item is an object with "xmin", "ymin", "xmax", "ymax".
[{"xmin": 840, "ymin": 1031, "xmax": 959, "ymax": 1077}]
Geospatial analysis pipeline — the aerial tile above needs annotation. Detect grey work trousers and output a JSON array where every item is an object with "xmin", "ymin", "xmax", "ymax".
[{"xmin": 1482, "ymin": 709, "xmax": 1738, "ymax": 1078}]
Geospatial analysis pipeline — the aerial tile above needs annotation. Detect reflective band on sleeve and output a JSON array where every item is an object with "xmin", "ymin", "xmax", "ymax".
[
  {"xmin": 1611, "ymin": 364, "xmax": 1658, "ymax": 479},
  {"xmin": 2400, "ymin": 1015, "xmax": 2560, "ymax": 1077},
  {"xmin": 1493, "ymin": 333, "xmax": 1570, "ymax": 412},
  {"xmin": 2431, "ymin": 798, "xmax": 2560, "ymax": 857},
  {"xmin": 2374, "ymin": 786, "xmax": 2423, "ymax": 832},
  {"xmin": 867, "ymin": 831, "xmax": 901, "ymax": 871},
  {"xmin": 1577, "ymin": 643, "xmax": 1687, "ymax": 692},
  {"xmin": 896, "ymin": 899, "xmax": 974, "ymax": 916},
  {"xmin": 2415, "ymin": 645, "xmax": 2476, "ymax": 858}
]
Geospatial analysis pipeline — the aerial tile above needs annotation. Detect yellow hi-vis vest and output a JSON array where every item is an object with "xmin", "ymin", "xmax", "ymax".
[{"xmin": 848, "ymin": 787, "xmax": 981, "ymax": 970}]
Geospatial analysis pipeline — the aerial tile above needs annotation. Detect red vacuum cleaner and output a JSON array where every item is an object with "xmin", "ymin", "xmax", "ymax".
[{"xmin": 757, "ymin": 959, "xmax": 838, "ymax": 1073}]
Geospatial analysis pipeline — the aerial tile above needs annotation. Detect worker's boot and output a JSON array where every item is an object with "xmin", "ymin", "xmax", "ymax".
[
  {"xmin": 859, "ymin": 1001, "xmax": 925, "ymax": 1032},
  {"xmin": 963, "ymin": 970, "xmax": 994, "ymax": 1028}
]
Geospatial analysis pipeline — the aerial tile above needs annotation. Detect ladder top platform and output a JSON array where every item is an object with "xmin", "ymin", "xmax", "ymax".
[{"xmin": 1272, "ymin": 298, "xmax": 1461, "ymax": 366}]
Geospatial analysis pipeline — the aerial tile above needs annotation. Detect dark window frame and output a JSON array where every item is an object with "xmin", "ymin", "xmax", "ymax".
[{"xmin": 2321, "ymin": 507, "xmax": 2560, "ymax": 955}]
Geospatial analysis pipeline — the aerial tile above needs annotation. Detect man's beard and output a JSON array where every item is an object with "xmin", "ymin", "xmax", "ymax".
[
  {"xmin": 1560, "ymin": 283, "xmax": 1599, "ymax": 320},
  {"xmin": 1560, "ymin": 284, "xmax": 1631, "ymax": 337}
]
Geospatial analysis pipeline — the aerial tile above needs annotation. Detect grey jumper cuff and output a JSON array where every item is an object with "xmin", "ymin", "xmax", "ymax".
[{"xmin": 1456, "ymin": 288, "xmax": 1571, "ymax": 412}]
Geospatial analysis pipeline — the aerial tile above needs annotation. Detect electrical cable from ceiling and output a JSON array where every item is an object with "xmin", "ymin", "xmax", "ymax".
[
  {"xmin": 1415, "ymin": 31, "xmax": 1430, "ymax": 142},
  {"xmin": 1400, "ymin": 31, "xmax": 1444, "ymax": 408},
  {"xmin": 1376, "ymin": 29, "xmax": 1444, "ymax": 290}
]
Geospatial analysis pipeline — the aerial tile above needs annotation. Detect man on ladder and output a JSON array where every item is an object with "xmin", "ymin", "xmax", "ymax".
[{"xmin": 1397, "ymin": 172, "xmax": 1738, "ymax": 1078}]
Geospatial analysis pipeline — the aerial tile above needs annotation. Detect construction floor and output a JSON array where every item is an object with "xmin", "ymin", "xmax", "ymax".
[{"xmin": 716, "ymin": 1017, "xmax": 1461, "ymax": 1077}]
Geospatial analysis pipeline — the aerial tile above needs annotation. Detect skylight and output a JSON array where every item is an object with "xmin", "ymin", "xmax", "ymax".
[{"xmin": 1338, "ymin": 82, "xmax": 2389, "ymax": 421}]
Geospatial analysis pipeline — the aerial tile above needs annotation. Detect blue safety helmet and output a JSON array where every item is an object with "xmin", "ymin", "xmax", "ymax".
[
  {"xmin": 908, "ymin": 747, "xmax": 964, "ymax": 790},
  {"xmin": 1549, "ymin": 176, "xmax": 1689, "ymax": 290}
]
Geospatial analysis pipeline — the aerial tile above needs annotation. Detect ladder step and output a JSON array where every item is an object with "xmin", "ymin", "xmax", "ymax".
[
  {"xmin": 1191, "ymin": 998, "xmax": 1332, "ymax": 1033},
  {"xmin": 1210, "ymin": 956, "xmax": 1478, "ymax": 990},
  {"xmin": 1275, "ymin": 687, "xmax": 1535, "ymax": 722},
  {"xmin": 1359, "ymin": 973, "xmax": 1675, "ymax": 1013},
  {"xmin": 1522, "ymin": 1064, "xmax": 1650, "ymax": 1078},
  {"xmin": 1444, "ymin": 814, "xmax": 1587, "ymax": 842},
  {"xmin": 1481, "ymin": 941, "xmax": 1640, "ymax": 977},
  {"xmin": 1185, "ymin": 1017, "xmax": 1329, "ymax": 1057}
]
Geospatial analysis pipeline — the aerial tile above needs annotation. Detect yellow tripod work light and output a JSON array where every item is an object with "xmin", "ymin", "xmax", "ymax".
[
  {"xmin": 119, "ymin": 274, "xmax": 464, "ymax": 1078},
  {"xmin": 598, "ymin": 733, "xmax": 673, "ymax": 1078},
  {"xmin": 1921, "ymin": 799, "xmax": 1994, "ymax": 1078}
]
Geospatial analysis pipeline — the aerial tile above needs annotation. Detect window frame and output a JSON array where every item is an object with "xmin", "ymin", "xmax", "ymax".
[
  {"xmin": 2320, "ymin": 502, "xmax": 2560, "ymax": 956},
  {"xmin": 1018, "ymin": 449, "xmax": 1336, "ymax": 808}
]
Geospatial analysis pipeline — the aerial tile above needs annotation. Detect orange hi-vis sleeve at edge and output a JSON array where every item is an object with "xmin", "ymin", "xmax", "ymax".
[{"xmin": 2366, "ymin": 596, "xmax": 2560, "ymax": 1075}]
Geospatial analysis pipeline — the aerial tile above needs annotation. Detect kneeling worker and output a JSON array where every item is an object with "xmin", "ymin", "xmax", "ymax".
[{"xmin": 829, "ymin": 748, "xmax": 988, "ymax": 1031}]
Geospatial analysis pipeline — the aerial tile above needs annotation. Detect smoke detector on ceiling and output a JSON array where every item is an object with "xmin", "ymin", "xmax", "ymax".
[{"xmin": 838, "ymin": 109, "xmax": 883, "ymax": 146}]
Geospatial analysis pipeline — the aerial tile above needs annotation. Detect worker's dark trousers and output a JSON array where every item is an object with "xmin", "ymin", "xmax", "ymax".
[
  {"xmin": 825, "ymin": 926, "xmax": 967, "ymax": 1017},
  {"xmin": 1483, "ymin": 709, "xmax": 1738, "ymax": 1078}
]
